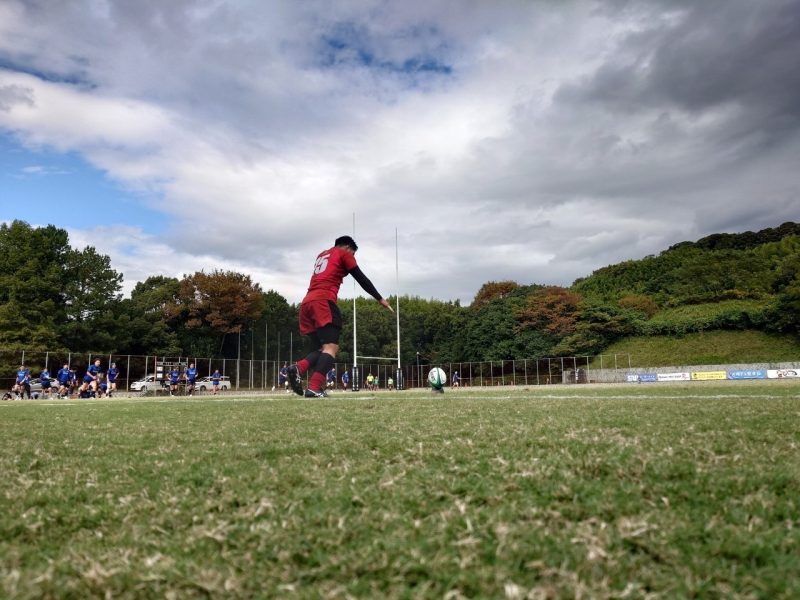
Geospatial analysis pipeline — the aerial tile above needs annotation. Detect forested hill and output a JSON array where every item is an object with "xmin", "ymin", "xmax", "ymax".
[
  {"xmin": 572, "ymin": 222, "xmax": 800, "ymax": 307},
  {"xmin": 548, "ymin": 221, "xmax": 800, "ymax": 357},
  {"xmin": 666, "ymin": 222, "xmax": 800, "ymax": 253}
]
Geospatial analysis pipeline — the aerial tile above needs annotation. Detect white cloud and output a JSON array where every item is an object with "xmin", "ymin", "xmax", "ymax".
[{"xmin": 1, "ymin": 0, "xmax": 799, "ymax": 304}]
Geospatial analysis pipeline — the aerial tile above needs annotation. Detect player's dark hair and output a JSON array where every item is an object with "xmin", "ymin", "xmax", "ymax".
[{"xmin": 334, "ymin": 235, "xmax": 358, "ymax": 251}]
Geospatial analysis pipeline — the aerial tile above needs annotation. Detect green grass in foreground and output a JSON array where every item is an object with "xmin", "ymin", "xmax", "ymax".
[
  {"xmin": 594, "ymin": 329, "xmax": 800, "ymax": 368},
  {"xmin": 1, "ymin": 384, "xmax": 799, "ymax": 599}
]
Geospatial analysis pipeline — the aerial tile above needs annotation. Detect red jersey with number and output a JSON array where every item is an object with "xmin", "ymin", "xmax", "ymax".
[{"xmin": 302, "ymin": 246, "xmax": 358, "ymax": 303}]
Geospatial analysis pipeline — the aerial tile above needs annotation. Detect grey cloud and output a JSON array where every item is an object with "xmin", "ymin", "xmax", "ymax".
[
  {"xmin": 0, "ymin": 84, "xmax": 34, "ymax": 111},
  {"xmin": 557, "ymin": 2, "xmax": 800, "ymax": 135}
]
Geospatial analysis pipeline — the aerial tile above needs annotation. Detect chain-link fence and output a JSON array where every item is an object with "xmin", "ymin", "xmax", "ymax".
[
  {"xmin": 5, "ymin": 349, "xmax": 796, "ymax": 395},
  {"xmin": 0, "ymin": 349, "xmax": 634, "ymax": 394}
]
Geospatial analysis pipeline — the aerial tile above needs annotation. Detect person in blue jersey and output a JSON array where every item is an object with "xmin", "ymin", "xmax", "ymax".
[
  {"xmin": 326, "ymin": 367, "xmax": 336, "ymax": 390},
  {"xmin": 106, "ymin": 362, "xmax": 119, "ymax": 397},
  {"xmin": 212, "ymin": 369, "xmax": 221, "ymax": 395},
  {"xmin": 341, "ymin": 370, "xmax": 350, "ymax": 390},
  {"xmin": 39, "ymin": 367, "xmax": 53, "ymax": 399},
  {"xmin": 168, "ymin": 366, "xmax": 181, "ymax": 396},
  {"xmin": 80, "ymin": 359, "xmax": 102, "ymax": 396},
  {"xmin": 57, "ymin": 363, "xmax": 72, "ymax": 399},
  {"xmin": 15, "ymin": 365, "xmax": 31, "ymax": 399},
  {"xmin": 185, "ymin": 362, "xmax": 198, "ymax": 396},
  {"xmin": 452, "ymin": 371, "xmax": 460, "ymax": 388},
  {"xmin": 278, "ymin": 363, "xmax": 289, "ymax": 393}
]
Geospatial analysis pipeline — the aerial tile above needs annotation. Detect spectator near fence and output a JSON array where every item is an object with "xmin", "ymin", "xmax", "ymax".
[
  {"xmin": 39, "ymin": 367, "xmax": 53, "ymax": 399},
  {"xmin": 185, "ymin": 363, "xmax": 198, "ymax": 396},
  {"xmin": 212, "ymin": 369, "xmax": 222, "ymax": 395},
  {"xmin": 57, "ymin": 364, "xmax": 71, "ymax": 398},
  {"xmin": 80, "ymin": 359, "xmax": 102, "ymax": 396},
  {"xmin": 107, "ymin": 363, "xmax": 119, "ymax": 397},
  {"xmin": 341, "ymin": 370, "xmax": 350, "ymax": 390},
  {"xmin": 326, "ymin": 367, "xmax": 336, "ymax": 390},
  {"xmin": 278, "ymin": 363, "xmax": 289, "ymax": 393},
  {"xmin": 168, "ymin": 367, "xmax": 181, "ymax": 396},
  {"xmin": 15, "ymin": 365, "xmax": 31, "ymax": 399}
]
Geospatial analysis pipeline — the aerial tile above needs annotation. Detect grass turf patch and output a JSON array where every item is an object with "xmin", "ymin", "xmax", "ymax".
[
  {"xmin": 593, "ymin": 329, "xmax": 800, "ymax": 368},
  {"xmin": 1, "ymin": 384, "xmax": 799, "ymax": 598}
]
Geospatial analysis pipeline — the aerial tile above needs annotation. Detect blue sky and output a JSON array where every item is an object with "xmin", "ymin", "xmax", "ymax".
[
  {"xmin": 1, "ymin": 133, "xmax": 165, "ymax": 233},
  {"xmin": 1, "ymin": 0, "xmax": 799, "ymax": 302}
]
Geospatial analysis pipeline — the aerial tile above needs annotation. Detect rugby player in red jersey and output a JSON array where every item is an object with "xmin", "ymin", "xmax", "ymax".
[{"xmin": 288, "ymin": 235, "xmax": 393, "ymax": 398}]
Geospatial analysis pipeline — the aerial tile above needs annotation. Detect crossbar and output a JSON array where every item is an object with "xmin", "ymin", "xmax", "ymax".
[{"xmin": 356, "ymin": 355, "xmax": 397, "ymax": 361}]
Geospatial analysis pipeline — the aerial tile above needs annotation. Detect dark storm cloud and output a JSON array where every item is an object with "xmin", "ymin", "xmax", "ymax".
[{"xmin": 558, "ymin": 1, "xmax": 800, "ymax": 142}]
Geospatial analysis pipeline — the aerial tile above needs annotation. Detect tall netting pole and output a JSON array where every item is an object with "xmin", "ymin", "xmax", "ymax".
[
  {"xmin": 395, "ymin": 228, "xmax": 404, "ymax": 390},
  {"xmin": 351, "ymin": 213, "xmax": 360, "ymax": 391}
]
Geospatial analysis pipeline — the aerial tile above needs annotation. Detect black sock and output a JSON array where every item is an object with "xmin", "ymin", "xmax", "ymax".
[{"xmin": 314, "ymin": 352, "xmax": 335, "ymax": 379}]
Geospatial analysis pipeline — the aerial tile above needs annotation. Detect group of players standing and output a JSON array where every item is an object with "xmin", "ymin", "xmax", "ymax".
[
  {"xmin": 5, "ymin": 359, "xmax": 120, "ymax": 400},
  {"xmin": 4, "ymin": 361, "xmax": 221, "ymax": 400},
  {"xmin": 164, "ymin": 363, "xmax": 222, "ymax": 396}
]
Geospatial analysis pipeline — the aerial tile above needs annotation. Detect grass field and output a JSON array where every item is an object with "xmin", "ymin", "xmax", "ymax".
[{"xmin": 2, "ymin": 383, "xmax": 799, "ymax": 599}]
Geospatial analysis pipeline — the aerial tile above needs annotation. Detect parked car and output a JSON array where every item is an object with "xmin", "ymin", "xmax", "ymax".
[
  {"xmin": 130, "ymin": 375, "xmax": 167, "ymax": 392},
  {"xmin": 196, "ymin": 375, "xmax": 231, "ymax": 392},
  {"xmin": 28, "ymin": 378, "xmax": 57, "ymax": 397}
]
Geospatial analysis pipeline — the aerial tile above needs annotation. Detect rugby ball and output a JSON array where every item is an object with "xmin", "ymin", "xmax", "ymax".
[{"xmin": 428, "ymin": 367, "xmax": 447, "ymax": 389}]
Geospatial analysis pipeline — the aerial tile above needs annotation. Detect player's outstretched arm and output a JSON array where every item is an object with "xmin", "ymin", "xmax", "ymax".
[
  {"xmin": 379, "ymin": 298, "xmax": 394, "ymax": 313},
  {"xmin": 349, "ymin": 266, "xmax": 393, "ymax": 312}
]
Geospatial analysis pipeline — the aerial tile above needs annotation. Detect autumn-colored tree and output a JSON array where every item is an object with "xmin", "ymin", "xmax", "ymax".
[
  {"xmin": 515, "ymin": 286, "xmax": 582, "ymax": 337},
  {"xmin": 618, "ymin": 294, "xmax": 659, "ymax": 318},
  {"xmin": 168, "ymin": 270, "xmax": 265, "ymax": 355},
  {"xmin": 471, "ymin": 281, "xmax": 520, "ymax": 307}
]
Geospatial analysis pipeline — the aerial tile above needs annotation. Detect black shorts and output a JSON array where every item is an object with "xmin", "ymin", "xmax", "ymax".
[{"xmin": 310, "ymin": 322, "xmax": 342, "ymax": 346}]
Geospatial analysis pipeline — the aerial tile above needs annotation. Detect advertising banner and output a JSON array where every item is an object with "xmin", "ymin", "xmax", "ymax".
[
  {"xmin": 691, "ymin": 371, "xmax": 728, "ymax": 381},
  {"xmin": 635, "ymin": 373, "xmax": 658, "ymax": 383},
  {"xmin": 728, "ymin": 370, "xmax": 766, "ymax": 380},
  {"xmin": 657, "ymin": 372, "xmax": 691, "ymax": 382},
  {"xmin": 767, "ymin": 369, "xmax": 800, "ymax": 379}
]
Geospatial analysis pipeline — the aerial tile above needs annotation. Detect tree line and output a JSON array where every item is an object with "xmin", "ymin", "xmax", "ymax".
[{"xmin": 2, "ymin": 220, "xmax": 799, "ymax": 367}]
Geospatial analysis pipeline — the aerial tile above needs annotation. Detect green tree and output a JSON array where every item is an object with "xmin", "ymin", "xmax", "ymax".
[
  {"xmin": 59, "ymin": 246, "xmax": 124, "ymax": 351},
  {"xmin": 0, "ymin": 221, "xmax": 69, "ymax": 349},
  {"xmin": 459, "ymin": 285, "xmax": 549, "ymax": 361},
  {"xmin": 120, "ymin": 276, "xmax": 182, "ymax": 355}
]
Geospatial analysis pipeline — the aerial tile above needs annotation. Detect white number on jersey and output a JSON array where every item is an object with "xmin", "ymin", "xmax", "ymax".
[{"xmin": 314, "ymin": 254, "xmax": 330, "ymax": 274}]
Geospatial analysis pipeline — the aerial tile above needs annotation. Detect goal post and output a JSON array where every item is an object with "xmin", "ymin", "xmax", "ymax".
[
  {"xmin": 353, "ymin": 355, "xmax": 403, "ymax": 391},
  {"xmin": 350, "ymin": 222, "xmax": 404, "ymax": 391}
]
